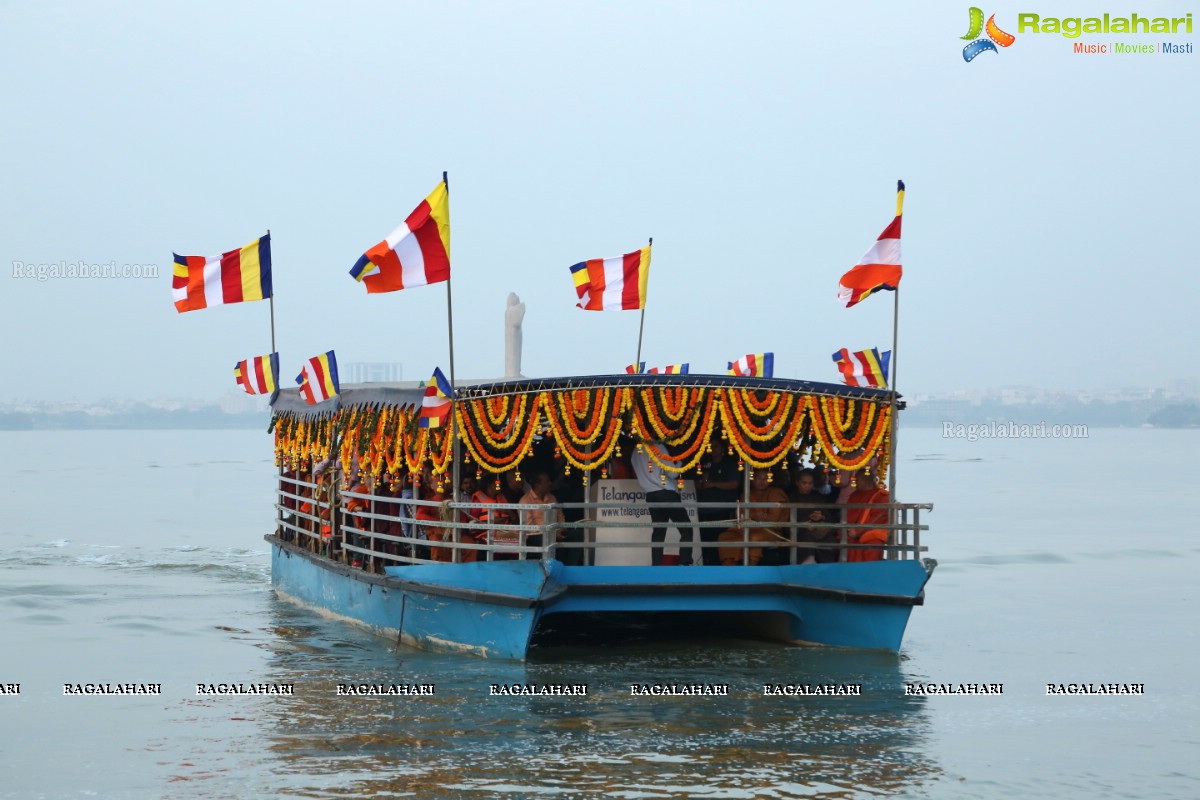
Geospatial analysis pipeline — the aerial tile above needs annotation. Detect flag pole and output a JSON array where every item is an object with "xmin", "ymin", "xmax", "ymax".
[
  {"xmin": 268, "ymin": 228, "xmax": 277, "ymax": 355},
  {"xmin": 634, "ymin": 236, "xmax": 651, "ymax": 370},
  {"xmin": 443, "ymin": 171, "xmax": 463, "ymax": 509},
  {"xmin": 887, "ymin": 180, "xmax": 903, "ymax": 508},
  {"xmin": 888, "ymin": 287, "xmax": 899, "ymax": 499},
  {"xmin": 267, "ymin": 228, "xmax": 281, "ymax": 407}
]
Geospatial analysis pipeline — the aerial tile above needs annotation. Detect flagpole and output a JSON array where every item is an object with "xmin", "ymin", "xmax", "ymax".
[
  {"xmin": 268, "ymin": 228, "xmax": 276, "ymax": 355},
  {"xmin": 888, "ymin": 287, "xmax": 899, "ymax": 500},
  {"xmin": 634, "ymin": 236, "xmax": 651, "ymax": 369},
  {"xmin": 443, "ymin": 171, "xmax": 463, "ymax": 510},
  {"xmin": 887, "ymin": 179, "xmax": 903, "ymax": 511}
]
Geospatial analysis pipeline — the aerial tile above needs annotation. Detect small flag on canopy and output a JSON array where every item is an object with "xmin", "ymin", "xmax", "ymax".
[
  {"xmin": 833, "ymin": 347, "xmax": 891, "ymax": 388},
  {"xmin": 173, "ymin": 234, "xmax": 272, "ymax": 313},
  {"xmin": 838, "ymin": 181, "xmax": 904, "ymax": 308},
  {"xmin": 728, "ymin": 353, "xmax": 774, "ymax": 378},
  {"xmin": 234, "ymin": 352, "xmax": 280, "ymax": 395},
  {"xmin": 626, "ymin": 362, "xmax": 689, "ymax": 375},
  {"xmin": 419, "ymin": 367, "xmax": 454, "ymax": 428},
  {"xmin": 570, "ymin": 245, "xmax": 651, "ymax": 311},
  {"xmin": 296, "ymin": 351, "xmax": 340, "ymax": 405},
  {"xmin": 349, "ymin": 181, "xmax": 450, "ymax": 293}
]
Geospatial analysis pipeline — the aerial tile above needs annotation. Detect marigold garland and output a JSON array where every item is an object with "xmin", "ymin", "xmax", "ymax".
[
  {"xmin": 720, "ymin": 389, "xmax": 808, "ymax": 469},
  {"xmin": 271, "ymin": 383, "xmax": 896, "ymax": 483},
  {"xmin": 457, "ymin": 395, "xmax": 541, "ymax": 474},
  {"xmin": 541, "ymin": 388, "xmax": 627, "ymax": 471}
]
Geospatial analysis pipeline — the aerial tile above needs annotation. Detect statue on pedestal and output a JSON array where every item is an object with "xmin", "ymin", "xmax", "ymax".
[{"xmin": 504, "ymin": 293, "xmax": 526, "ymax": 379}]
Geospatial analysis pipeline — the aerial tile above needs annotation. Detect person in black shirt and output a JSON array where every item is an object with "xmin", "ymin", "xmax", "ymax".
[{"xmin": 695, "ymin": 444, "xmax": 741, "ymax": 566}]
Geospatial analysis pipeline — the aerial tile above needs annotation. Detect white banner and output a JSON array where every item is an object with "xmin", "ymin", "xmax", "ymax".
[{"xmin": 588, "ymin": 479, "xmax": 698, "ymax": 566}]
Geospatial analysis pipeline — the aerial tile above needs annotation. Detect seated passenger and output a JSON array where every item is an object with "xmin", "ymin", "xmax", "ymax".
[
  {"xmin": 473, "ymin": 478, "xmax": 517, "ymax": 559},
  {"xmin": 718, "ymin": 470, "xmax": 789, "ymax": 565},
  {"xmin": 520, "ymin": 471, "xmax": 564, "ymax": 558},
  {"xmin": 789, "ymin": 468, "xmax": 838, "ymax": 564},
  {"xmin": 844, "ymin": 469, "xmax": 890, "ymax": 562}
]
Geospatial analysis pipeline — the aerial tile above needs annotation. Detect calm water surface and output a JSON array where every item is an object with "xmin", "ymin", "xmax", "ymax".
[{"xmin": 0, "ymin": 428, "xmax": 1197, "ymax": 799}]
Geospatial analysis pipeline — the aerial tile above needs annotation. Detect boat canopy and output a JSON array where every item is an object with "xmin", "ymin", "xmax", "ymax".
[{"xmin": 270, "ymin": 373, "xmax": 900, "ymax": 477}]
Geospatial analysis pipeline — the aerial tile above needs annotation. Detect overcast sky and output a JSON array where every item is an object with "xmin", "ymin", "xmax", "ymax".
[{"xmin": 2, "ymin": 1, "xmax": 1197, "ymax": 402}]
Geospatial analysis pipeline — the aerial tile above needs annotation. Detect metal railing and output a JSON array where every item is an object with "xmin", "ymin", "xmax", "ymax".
[{"xmin": 273, "ymin": 473, "xmax": 931, "ymax": 572}]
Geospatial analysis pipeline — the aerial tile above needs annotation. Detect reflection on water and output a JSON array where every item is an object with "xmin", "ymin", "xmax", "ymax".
[{"xmin": 218, "ymin": 599, "xmax": 941, "ymax": 798}]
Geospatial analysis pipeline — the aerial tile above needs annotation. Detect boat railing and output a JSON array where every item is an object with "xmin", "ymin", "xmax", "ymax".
[{"xmin": 272, "ymin": 473, "xmax": 931, "ymax": 571}]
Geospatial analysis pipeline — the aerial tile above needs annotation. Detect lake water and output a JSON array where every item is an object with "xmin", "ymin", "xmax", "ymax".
[{"xmin": 1, "ymin": 428, "xmax": 1197, "ymax": 799}]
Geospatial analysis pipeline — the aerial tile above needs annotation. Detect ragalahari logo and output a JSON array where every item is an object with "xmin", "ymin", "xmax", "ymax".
[{"xmin": 962, "ymin": 8, "xmax": 1016, "ymax": 61}]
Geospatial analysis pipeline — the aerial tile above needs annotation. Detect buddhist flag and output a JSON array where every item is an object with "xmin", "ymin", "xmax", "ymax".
[
  {"xmin": 728, "ymin": 353, "xmax": 774, "ymax": 378},
  {"xmin": 349, "ymin": 182, "xmax": 450, "ymax": 293},
  {"xmin": 173, "ymin": 234, "xmax": 272, "ymax": 313},
  {"xmin": 570, "ymin": 245, "xmax": 650, "ymax": 311},
  {"xmin": 838, "ymin": 181, "xmax": 904, "ymax": 308},
  {"xmin": 296, "ymin": 351, "xmax": 340, "ymax": 405},
  {"xmin": 234, "ymin": 352, "xmax": 279, "ymax": 395},
  {"xmin": 419, "ymin": 366, "xmax": 454, "ymax": 428},
  {"xmin": 648, "ymin": 364, "xmax": 689, "ymax": 374},
  {"xmin": 833, "ymin": 347, "xmax": 891, "ymax": 388},
  {"xmin": 625, "ymin": 362, "xmax": 646, "ymax": 374}
]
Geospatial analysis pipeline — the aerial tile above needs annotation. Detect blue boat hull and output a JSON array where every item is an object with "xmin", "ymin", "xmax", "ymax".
[{"xmin": 268, "ymin": 536, "xmax": 932, "ymax": 659}]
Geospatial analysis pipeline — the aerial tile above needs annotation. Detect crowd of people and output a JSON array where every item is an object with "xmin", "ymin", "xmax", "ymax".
[{"xmin": 274, "ymin": 433, "xmax": 893, "ymax": 570}]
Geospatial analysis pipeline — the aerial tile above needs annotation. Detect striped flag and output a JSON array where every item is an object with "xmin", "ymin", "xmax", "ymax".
[
  {"xmin": 625, "ymin": 362, "xmax": 646, "ymax": 374},
  {"xmin": 296, "ymin": 351, "xmax": 340, "ymax": 405},
  {"xmin": 234, "ymin": 352, "xmax": 279, "ymax": 395},
  {"xmin": 419, "ymin": 366, "xmax": 454, "ymax": 428},
  {"xmin": 728, "ymin": 353, "xmax": 774, "ymax": 378},
  {"xmin": 648, "ymin": 364, "xmax": 689, "ymax": 374},
  {"xmin": 838, "ymin": 181, "xmax": 904, "ymax": 308},
  {"xmin": 833, "ymin": 347, "xmax": 891, "ymax": 388},
  {"xmin": 570, "ymin": 245, "xmax": 650, "ymax": 311},
  {"xmin": 349, "ymin": 181, "xmax": 450, "ymax": 293},
  {"xmin": 173, "ymin": 234, "xmax": 272, "ymax": 313}
]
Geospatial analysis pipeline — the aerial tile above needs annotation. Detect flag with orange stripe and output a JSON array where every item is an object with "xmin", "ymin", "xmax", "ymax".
[
  {"xmin": 569, "ymin": 245, "xmax": 650, "ymax": 311},
  {"xmin": 172, "ymin": 234, "xmax": 272, "ymax": 313},
  {"xmin": 838, "ymin": 181, "xmax": 904, "ymax": 308},
  {"xmin": 349, "ymin": 182, "xmax": 450, "ymax": 293},
  {"xmin": 296, "ymin": 351, "xmax": 340, "ymax": 405},
  {"xmin": 234, "ymin": 352, "xmax": 279, "ymax": 395}
]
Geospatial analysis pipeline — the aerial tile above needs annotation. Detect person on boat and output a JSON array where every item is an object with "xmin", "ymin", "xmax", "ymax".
[
  {"xmin": 632, "ymin": 440, "xmax": 695, "ymax": 566},
  {"xmin": 553, "ymin": 465, "xmax": 587, "ymax": 566},
  {"xmin": 789, "ymin": 468, "xmax": 837, "ymax": 564},
  {"xmin": 502, "ymin": 470, "xmax": 526, "ymax": 505},
  {"xmin": 718, "ymin": 469, "xmax": 789, "ymax": 565},
  {"xmin": 477, "ymin": 478, "xmax": 520, "ymax": 559},
  {"xmin": 695, "ymin": 442, "xmax": 740, "ymax": 565},
  {"xmin": 519, "ymin": 471, "xmax": 564, "ymax": 558},
  {"xmin": 415, "ymin": 467, "xmax": 453, "ymax": 562},
  {"xmin": 344, "ymin": 478, "xmax": 372, "ymax": 568},
  {"xmin": 843, "ymin": 467, "xmax": 890, "ymax": 562}
]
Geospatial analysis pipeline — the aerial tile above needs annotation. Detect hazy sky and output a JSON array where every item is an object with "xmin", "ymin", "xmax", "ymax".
[{"xmin": 2, "ymin": 1, "xmax": 1197, "ymax": 402}]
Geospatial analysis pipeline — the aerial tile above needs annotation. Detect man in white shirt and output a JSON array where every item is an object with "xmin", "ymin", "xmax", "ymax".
[{"xmin": 631, "ymin": 442, "xmax": 695, "ymax": 566}]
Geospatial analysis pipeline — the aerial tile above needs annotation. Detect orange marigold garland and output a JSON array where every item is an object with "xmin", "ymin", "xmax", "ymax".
[
  {"xmin": 806, "ymin": 397, "xmax": 891, "ymax": 471},
  {"xmin": 458, "ymin": 393, "xmax": 542, "ymax": 474},
  {"xmin": 720, "ymin": 388, "xmax": 807, "ymax": 469},
  {"xmin": 630, "ymin": 388, "xmax": 716, "ymax": 474},
  {"xmin": 541, "ymin": 387, "xmax": 628, "ymax": 471}
]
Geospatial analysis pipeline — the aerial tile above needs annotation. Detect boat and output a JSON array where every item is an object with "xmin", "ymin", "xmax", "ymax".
[{"xmin": 264, "ymin": 371, "xmax": 934, "ymax": 659}]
